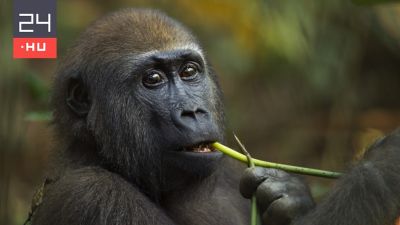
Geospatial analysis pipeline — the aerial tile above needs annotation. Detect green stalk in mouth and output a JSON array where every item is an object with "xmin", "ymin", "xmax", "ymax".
[{"xmin": 211, "ymin": 142, "xmax": 341, "ymax": 179}]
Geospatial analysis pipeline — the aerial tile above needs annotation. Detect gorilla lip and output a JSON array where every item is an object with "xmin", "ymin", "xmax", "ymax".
[{"xmin": 183, "ymin": 143, "xmax": 216, "ymax": 153}]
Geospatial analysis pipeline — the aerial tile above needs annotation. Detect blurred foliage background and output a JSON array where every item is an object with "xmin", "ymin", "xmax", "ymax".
[{"xmin": 2, "ymin": 0, "xmax": 400, "ymax": 224}]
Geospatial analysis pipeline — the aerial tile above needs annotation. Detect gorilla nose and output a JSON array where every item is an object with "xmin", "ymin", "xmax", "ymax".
[
  {"xmin": 172, "ymin": 107, "xmax": 210, "ymax": 130},
  {"xmin": 181, "ymin": 108, "xmax": 207, "ymax": 119}
]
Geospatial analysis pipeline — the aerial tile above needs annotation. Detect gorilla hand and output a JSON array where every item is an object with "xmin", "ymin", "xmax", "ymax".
[{"xmin": 240, "ymin": 167, "xmax": 314, "ymax": 225}]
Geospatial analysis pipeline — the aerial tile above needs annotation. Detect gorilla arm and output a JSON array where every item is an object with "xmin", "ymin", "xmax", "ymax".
[
  {"xmin": 32, "ymin": 167, "xmax": 176, "ymax": 225},
  {"xmin": 241, "ymin": 129, "xmax": 400, "ymax": 225},
  {"xmin": 294, "ymin": 130, "xmax": 400, "ymax": 225}
]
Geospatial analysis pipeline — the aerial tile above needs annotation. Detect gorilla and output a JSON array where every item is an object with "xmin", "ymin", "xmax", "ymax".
[{"xmin": 29, "ymin": 8, "xmax": 400, "ymax": 225}]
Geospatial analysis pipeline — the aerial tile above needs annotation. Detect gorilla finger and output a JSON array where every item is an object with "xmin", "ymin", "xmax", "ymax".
[
  {"xmin": 240, "ymin": 167, "xmax": 266, "ymax": 198},
  {"xmin": 255, "ymin": 180, "xmax": 287, "ymax": 211},
  {"xmin": 261, "ymin": 197, "xmax": 290, "ymax": 225},
  {"xmin": 262, "ymin": 195, "xmax": 313, "ymax": 225},
  {"xmin": 240, "ymin": 167, "xmax": 287, "ymax": 198}
]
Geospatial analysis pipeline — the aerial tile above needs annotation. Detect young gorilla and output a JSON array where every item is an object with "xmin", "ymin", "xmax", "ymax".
[{"xmin": 31, "ymin": 9, "xmax": 400, "ymax": 225}]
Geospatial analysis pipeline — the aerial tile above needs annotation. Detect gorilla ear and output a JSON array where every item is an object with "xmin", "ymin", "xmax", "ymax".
[{"xmin": 66, "ymin": 78, "xmax": 90, "ymax": 117}]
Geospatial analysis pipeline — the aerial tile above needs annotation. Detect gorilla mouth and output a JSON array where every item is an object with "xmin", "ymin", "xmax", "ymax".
[{"xmin": 183, "ymin": 143, "xmax": 216, "ymax": 153}]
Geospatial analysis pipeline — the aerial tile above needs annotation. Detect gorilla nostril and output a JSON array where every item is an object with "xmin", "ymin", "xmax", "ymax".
[
  {"xmin": 181, "ymin": 110, "xmax": 196, "ymax": 119},
  {"xmin": 180, "ymin": 108, "xmax": 207, "ymax": 119}
]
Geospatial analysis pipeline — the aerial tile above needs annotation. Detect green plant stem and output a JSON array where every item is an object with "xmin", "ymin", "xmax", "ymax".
[
  {"xmin": 251, "ymin": 196, "xmax": 258, "ymax": 225},
  {"xmin": 233, "ymin": 135, "xmax": 260, "ymax": 225},
  {"xmin": 212, "ymin": 142, "xmax": 341, "ymax": 179}
]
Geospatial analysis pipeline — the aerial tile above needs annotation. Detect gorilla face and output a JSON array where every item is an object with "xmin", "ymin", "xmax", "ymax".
[
  {"xmin": 131, "ymin": 49, "xmax": 223, "ymax": 153},
  {"xmin": 94, "ymin": 49, "xmax": 224, "ymax": 195},
  {"xmin": 52, "ymin": 9, "xmax": 225, "ymax": 197}
]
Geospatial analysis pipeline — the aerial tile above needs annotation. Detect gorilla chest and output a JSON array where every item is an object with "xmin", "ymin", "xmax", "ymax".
[{"xmin": 163, "ymin": 187, "xmax": 249, "ymax": 225}]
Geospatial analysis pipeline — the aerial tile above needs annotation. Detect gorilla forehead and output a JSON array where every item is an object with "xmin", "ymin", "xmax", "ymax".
[{"xmin": 76, "ymin": 9, "xmax": 200, "ymax": 56}]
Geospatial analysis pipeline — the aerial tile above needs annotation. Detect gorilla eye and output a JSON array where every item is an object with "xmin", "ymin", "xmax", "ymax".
[
  {"xmin": 180, "ymin": 62, "xmax": 200, "ymax": 80},
  {"xmin": 143, "ymin": 71, "xmax": 165, "ymax": 87}
]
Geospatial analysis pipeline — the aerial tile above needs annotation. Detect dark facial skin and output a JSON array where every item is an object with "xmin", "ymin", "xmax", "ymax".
[
  {"xmin": 113, "ymin": 48, "xmax": 224, "ymax": 193},
  {"xmin": 131, "ymin": 49, "xmax": 222, "ymax": 151}
]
